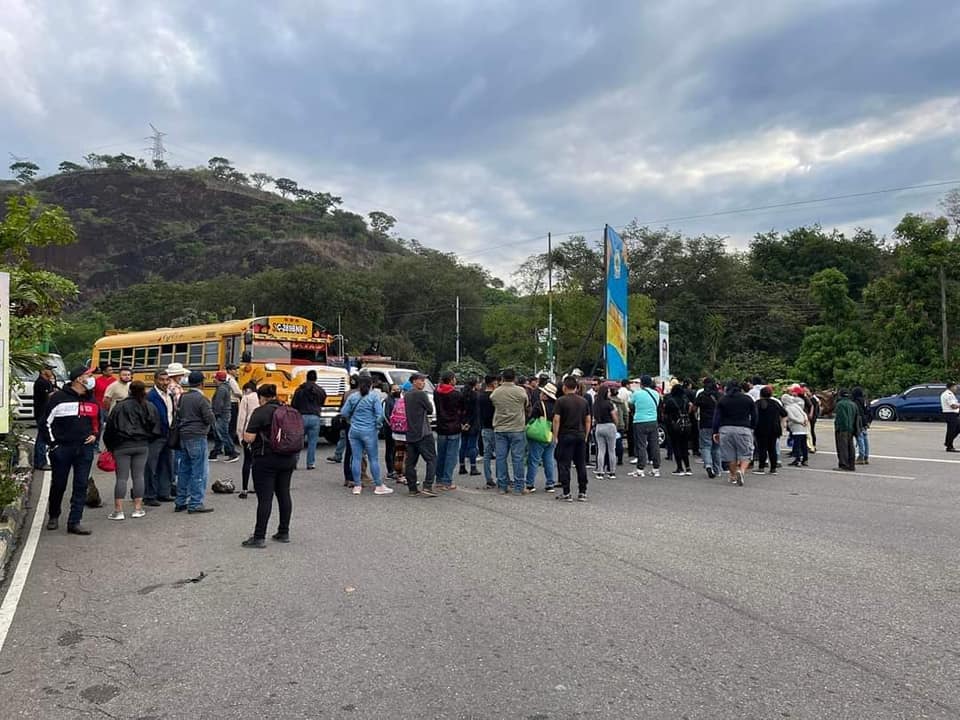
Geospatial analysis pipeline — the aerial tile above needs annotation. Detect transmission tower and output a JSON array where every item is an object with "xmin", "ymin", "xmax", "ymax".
[{"xmin": 145, "ymin": 124, "xmax": 167, "ymax": 165}]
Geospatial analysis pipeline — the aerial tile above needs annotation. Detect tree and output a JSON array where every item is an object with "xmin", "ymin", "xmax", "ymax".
[
  {"xmin": 0, "ymin": 194, "xmax": 78, "ymax": 506},
  {"xmin": 274, "ymin": 177, "xmax": 298, "ymax": 198},
  {"xmin": 368, "ymin": 211, "xmax": 397, "ymax": 235},
  {"xmin": 207, "ymin": 156, "xmax": 235, "ymax": 180},
  {"xmin": 58, "ymin": 161, "xmax": 85, "ymax": 173},
  {"xmin": 250, "ymin": 172, "xmax": 274, "ymax": 190},
  {"xmin": 153, "ymin": 159, "xmax": 169, "ymax": 171},
  {"xmin": 9, "ymin": 161, "xmax": 39, "ymax": 184},
  {"xmin": 940, "ymin": 188, "xmax": 960, "ymax": 236}
]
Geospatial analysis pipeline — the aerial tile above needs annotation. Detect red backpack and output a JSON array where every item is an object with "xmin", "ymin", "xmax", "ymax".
[
  {"xmin": 269, "ymin": 404, "xmax": 304, "ymax": 454},
  {"xmin": 389, "ymin": 394, "xmax": 408, "ymax": 433}
]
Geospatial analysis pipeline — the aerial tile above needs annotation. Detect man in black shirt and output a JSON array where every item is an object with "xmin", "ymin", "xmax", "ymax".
[
  {"xmin": 552, "ymin": 376, "xmax": 591, "ymax": 502},
  {"xmin": 695, "ymin": 378, "xmax": 721, "ymax": 478},
  {"xmin": 712, "ymin": 380, "xmax": 759, "ymax": 487},
  {"xmin": 476, "ymin": 375, "xmax": 498, "ymax": 488},
  {"xmin": 33, "ymin": 363, "xmax": 57, "ymax": 469},
  {"xmin": 241, "ymin": 384, "xmax": 299, "ymax": 548},
  {"xmin": 291, "ymin": 370, "xmax": 327, "ymax": 470}
]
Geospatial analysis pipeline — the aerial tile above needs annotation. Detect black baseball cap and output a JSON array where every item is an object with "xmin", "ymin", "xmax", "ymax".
[{"xmin": 69, "ymin": 366, "xmax": 93, "ymax": 381}]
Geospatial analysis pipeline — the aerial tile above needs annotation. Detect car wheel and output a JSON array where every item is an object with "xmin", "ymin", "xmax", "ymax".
[
  {"xmin": 874, "ymin": 405, "xmax": 896, "ymax": 421},
  {"xmin": 658, "ymin": 424, "xmax": 666, "ymax": 447}
]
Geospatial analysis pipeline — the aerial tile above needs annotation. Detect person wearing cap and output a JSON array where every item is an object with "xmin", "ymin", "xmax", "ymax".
[
  {"xmin": 42, "ymin": 366, "xmax": 101, "ymax": 534},
  {"xmin": 525, "ymin": 379, "xmax": 557, "ymax": 492},
  {"xmin": 833, "ymin": 389, "xmax": 861, "ymax": 472},
  {"xmin": 209, "ymin": 370, "xmax": 239, "ymax": 463},
  {"xmin": 226, "ymin": 364, "xmax": 243, "ymax": 443},
  {"xmin": 33, "ymin": 363, "xmax": 58, "ymax": 470},
  {"xmin": 629, "ymin": 375, "xmax": 662, "ymax": 478},
  {"xmin": 403, "ymin": 373, "xmax": 437, "ymax": 497},
  {"xmin": 174, "ymin": 371, "xmax": 217, "ymax": 513}
]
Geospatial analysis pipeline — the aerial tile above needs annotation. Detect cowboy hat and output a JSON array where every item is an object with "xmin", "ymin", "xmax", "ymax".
[
  {"xmin": 166, "ymin": 362, "xmax": 189, "ymax": 377},
  {"xmin": 540, "ymin": 382, "xmax": 558, "ymax": 400}
]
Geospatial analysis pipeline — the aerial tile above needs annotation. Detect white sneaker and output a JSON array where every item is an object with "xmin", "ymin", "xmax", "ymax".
[
  {"xmin": 627, "ymin": 469, "xmax": 645, "ymax": 478},
  {"xmin": 374, "ymin": 485, "xmax": 394, "ymax": 495},
  {"xmin": 352, "ymin": 485, "xmax": 362, "ymax": 495},
  {"xmin": 131, "ymin": 508, "xmax": 146, "ymax": 518},
  {"xmin": 108, "ymin": 511, "xmax": 124, "ymax": 521},
  {"xmin": 630, "ymin": 457, "xmax": 638, "ymax": 464},
  {"xmin": 652, "ymin": 469, "xmax": 661, "ymax": 478}
]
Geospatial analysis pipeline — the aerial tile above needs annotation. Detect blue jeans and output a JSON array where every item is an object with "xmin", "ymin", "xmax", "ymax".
[
  {"xmin": 302, "ymin": 414, "xmax": 321, "ymax": 467},
  {"xmin": 481, "ymin": 428, "xmax": 495, "ymax": 483},
  {"xmin": 857, "ymin": 429, "xmax": 870, "ymax": 460},
  {"xmin": 213, "ymin": 415, "xmax": 235, "ymax": 457},
  {"xmin": 699, "ymin": 428, "xmax": 721, "ymax": 474},
  {"xmin": 526, "ymin": 438, "xmax": 556, "ymax": 489},
  {"xmin": 34, "ymin": 433, "xmax": 49, "ymax": 469},
  {"xmin": 176, "ymin": 436, "xmax": 209, "ymax": 509},
  {"xmin": 459, "ymin": 428, "xmax": 479, "ymax": 466},
  {"xmin": 495, "ymin": 431, "xmax": 526, "ymax": 492},
  {"xmin": 349, "ymin": 429, "xmax": 383, "ymax": 486},
  {"xmin": 436, "ymin": 434, "xmax": 461, "ymax": 485},
  {"xmin": 48, "ymin": 444, "xmax": 94, "ymax": 526},
  {"xmin": 333, "ymin": 430, "xmax": 346, "ymax": 461}
]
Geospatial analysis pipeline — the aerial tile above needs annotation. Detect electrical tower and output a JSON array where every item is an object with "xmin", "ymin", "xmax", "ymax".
[{"xmin": 145, "ymin": 124, "xmax": 167, "ymax": 165}]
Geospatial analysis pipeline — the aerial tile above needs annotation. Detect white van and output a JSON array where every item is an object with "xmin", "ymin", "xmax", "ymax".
[
  {"xmin": 14, "ymin": 354, "xmax": 68, "ymax": 424},
  {"xmin": 356, "ymin": 365, "xmax": 436, "ymax": 423}
]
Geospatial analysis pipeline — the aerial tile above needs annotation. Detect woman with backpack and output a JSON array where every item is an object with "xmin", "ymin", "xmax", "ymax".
[
  {"xmin": 105, "ymin": 380, "xmax": 159, "ymax": 520},
  {"xmin": 389, "ymin": 381, "xmax": 412, "ymax": 483},
  {"xmin": 341, "ymin": 375, "xmax": 393, "ymax": 496},
  {"xmin": 663, "ymin": 383, "xmax": 693, "ymax": 476},
  {"xmin": 240, "ymin": 384, "xmax": 301, "ymax": 548}
]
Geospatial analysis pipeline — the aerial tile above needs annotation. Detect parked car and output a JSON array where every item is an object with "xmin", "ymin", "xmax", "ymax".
[
  {"xmin": 13, "ymin": 354, "xmax": 68, "ymax": 424},
  {"xmin": 870, "ymin": 384, "xmax": 947, "ymax": 421}
]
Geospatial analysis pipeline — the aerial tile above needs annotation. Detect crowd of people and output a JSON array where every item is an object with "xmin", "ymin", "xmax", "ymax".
[{"xmin": 33, "ymin": 359, "xmax": 879, "ymax": 545}]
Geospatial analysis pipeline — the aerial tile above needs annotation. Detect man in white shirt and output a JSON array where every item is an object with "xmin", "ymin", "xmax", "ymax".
[
  {"xmin": 941, "ymin": 382, "xmax": 960, "ymax": 452},
  {"xmin": 747, "ymin": 376, "xmax": 763, "ymax": 402}
]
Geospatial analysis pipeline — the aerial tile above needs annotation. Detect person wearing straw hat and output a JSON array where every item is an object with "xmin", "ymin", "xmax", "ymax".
[{"xmin": 525, "ymin": 378, "xmax": 557, "ymax": 493}]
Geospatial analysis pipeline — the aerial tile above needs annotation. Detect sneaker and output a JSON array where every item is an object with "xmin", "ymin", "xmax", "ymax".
[
  {"xmin": 754, "ymin": 469, "xmax": 766, "ymax": 475},
  {"xmin": 437, "ymin": 484, "xmax": 457, "ymax": 491},
  {"xmin": 630, "ymin": 457, "xmax": 638, "ymax": 464},
  {"xmin": 144, "ymin": 499, "xmax": 162, "ymax": 507},
  {"xmin": 458, "ymin": 465, "xmax": 467, "ymax": 475},
  {"xmin": 238, "ymin": 492, "xmax": 248, "ymax": 499},
  {"xmin": 374, "ymin": 485, "xmax": 394, "ymax": 495},
  {"xmin": 108, "ymin": 511, "xmax": 124, "ymax": 521},
  {"xmin": 735, "ymin": 470, "xmax": 744, "ymax": 487},
  {"xmin": 545, "ymin": 486, "xmax": 556, "ymax": 493},
  {"xmin": 469, "ymin": 468, "xmax": 481, "ymax": 476},
  {"xmin": 188, "ymin": 506, "xmax": 215, "ymax": 514},
  {"xmin": 769, "ymin": 469, "xmax": 778, "ymax": 475},
  {"xmin": 521, "ymin": 488, "xmax": 534, "ymax": 495},
  {"xmin": 131, "ymin": 508, "xmax": 146, "ymax": 518},
  {"xmin": 577, "ymin": 493, "xmax": 588, "ymax": 502},
  {"xmin": 498, "ymin": 489, "xmax": 511, "ymax": 495},
  {"xmin": 174, "ymin": 505, "xmax": 188, "ymax": 512},
  {"xmin": 788, "ymin": 461, "xmax": 801, "ymax": 467},
  {"xmin": 706, "ymin": 467, "xmax": 716, "ymax": 479},
  {"xmin": 800, "ymin": 461, "xmax": 809, "ymax": 467},
  {"xmin": 525, "ymin": 486, "xmax": 537, "ymax": 494},
  {"xmin": 556, "ymin": 493, "xmax": 573, "ymax": 502},
  {"xmin": 208, "ymin": 454, "xmax": 219, "ymax": 462},
  {"xmin": 627, "ymin": 469, "xmax": 645, "ymax": 478},
  {"xmin": 271, "ymin": 532, "xmax": 290, "ymax": 543},
  {"xmin": 863, "ymin": 459, "xmax": 869, "ymax": 465},
  {"xmin": 670, "ymin": 470, "xmax": 685, "ymax": 476},
  {"xmin": 241, "ymin": 536, "xmax": 266, "ymax": 549},
  {"xmin": 651, "ymin": 469, "xmax": 660, "ymax": 478},
  {"xmin": 223, "ymin": 454, "xmax": 240, "ymax": 464},
  {"xmin": 607, "ymin": 473, "xmax": 617, "ymax": 479},
  {"xmin": 306, "ymin": 465, "xmax": 316, "ymax": 470},
  {"xmin": 485, "ymin": 480, "xmax": 496, "ymax": 488},
  {"xmin": 327, "ymin": 456, "xmax": 342, "ymax": 463},
  {"xmin": 683, "ymin": 470, "xmax": 692, "ymax": 476},
  {"xmin": 593, "ymin": 470, "xmax": 605, "ymax": 478},
  {"xmin": 420, "ymin": 486, "xmax": 437, "ymax": 497},
  {"xmin": 352, "ymin": 485, "xmax": 362, "ymax": 495}
]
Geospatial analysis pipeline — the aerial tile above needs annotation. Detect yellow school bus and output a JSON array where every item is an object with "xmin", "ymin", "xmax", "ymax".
[{"xmin": 92, "ymin": 316, "xmax": 348, "ymax": 440}]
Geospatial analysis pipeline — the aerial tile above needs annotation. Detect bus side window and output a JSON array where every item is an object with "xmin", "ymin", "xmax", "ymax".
[
  {"xmin": 188, "ymin": 343, "xmax": 203, "ymax": 367},
  {"xmin": 225, "ymin": 335, "xmax": 241, "ymax": 367},
  {"xmin": 204, "ymin": 341, "xmax": 220, "ymax": 369},
  {"xmin": 145, "ymin": 346, "xmax": 160, "ymax": 368},
  {"xmin": 159, "ymin": 344, "xmax": 174, "ymax": 368},
  {"xmin": 134, "ymin": 347, "xmax": 147, "ymax": 369},
  {"xmin": 174, "ymin": 343, "xmax": 188, "ymax": 365}
]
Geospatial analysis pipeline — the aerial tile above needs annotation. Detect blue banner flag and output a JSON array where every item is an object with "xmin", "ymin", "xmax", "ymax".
[{"xmin": 605, "ymin": 225, "xmax": 628, "ymax": 380}]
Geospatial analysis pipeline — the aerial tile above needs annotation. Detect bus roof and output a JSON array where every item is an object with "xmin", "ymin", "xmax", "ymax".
[{"xmin": 93, "ymin": 317, "xmax": 269, "ymax": 349}]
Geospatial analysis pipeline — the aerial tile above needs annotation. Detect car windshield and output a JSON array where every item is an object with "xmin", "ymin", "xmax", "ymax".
[
  {"xmin": 390, "ymin": 369, "xmax": 435, "ymax": 392},
  {"xmin": 13, "ymin": 355, "xmax": 68, "ymax": 383}
]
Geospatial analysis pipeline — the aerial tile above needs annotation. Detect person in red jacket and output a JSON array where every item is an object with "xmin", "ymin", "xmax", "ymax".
[
  {"xmin": 93, "ymin": 363, "xmax": 116, "ymax": 409},
  {"xmin": 434, "ymin": 371, "xmax": 464, "ymax": 490}
]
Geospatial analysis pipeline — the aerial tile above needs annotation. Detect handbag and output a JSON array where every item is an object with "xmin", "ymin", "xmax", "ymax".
[
  {"xmin": 166, "ymin": 406, "xmax": 181, "ymax": 450},
  {"xmin": 97, "ymin": 450, "xmax": 116, "ymax": 472},
  {"xmin": 525, "ymin": 401, "xmax": 553, "ymax": 444}
]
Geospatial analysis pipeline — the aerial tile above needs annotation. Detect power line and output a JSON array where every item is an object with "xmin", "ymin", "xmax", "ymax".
[{"xmin": 455, "ymin": 178, "xmax": 960, "ymax": 261}]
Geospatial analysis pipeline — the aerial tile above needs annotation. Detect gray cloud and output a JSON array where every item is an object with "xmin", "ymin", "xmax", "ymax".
[{"xmin": 2, "ymin": 0, "xmax": 959, "ymax": 282}]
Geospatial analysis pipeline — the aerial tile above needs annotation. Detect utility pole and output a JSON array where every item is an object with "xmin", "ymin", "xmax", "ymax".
[
  {"xmin": 941, "ymin": 265, "xmax": 949, "ymax": 367},
  {"xmin": 455, "ymin": 296, "xmax": 461, "ymax": 364},
  {"xmin": 145, "ymin": 123, "xmax": 167, "ymax": 166},
  {"xmin": 338, "ymin": 312, "xmax": 343, "ymax": 357},
  {"xmin": 547, "ymin": 232, "xmax": 554, "ymax": 377}
]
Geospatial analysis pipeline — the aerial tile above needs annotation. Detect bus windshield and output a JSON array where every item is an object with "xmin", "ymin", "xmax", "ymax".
[{"xmin": 251, "ymin": 340, "xmax": 328, "ymax": 366}]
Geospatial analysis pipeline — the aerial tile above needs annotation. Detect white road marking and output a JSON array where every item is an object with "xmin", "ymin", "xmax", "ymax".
[
  {"xmin": 0, "ymin": 470, "xmax": 50, "ymax": 656},
  {"xmin": 865, "ymin": 454, "xmax": 960, "ymax": 465},
  {"xmin": 797, "ymin": 468, "xmax": 916, "ymax": 481}
]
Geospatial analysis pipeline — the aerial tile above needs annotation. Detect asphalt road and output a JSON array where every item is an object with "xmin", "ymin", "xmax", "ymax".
[{"xmin": 1, "ymin": 420, "xmax": 959, "ymax": 719}]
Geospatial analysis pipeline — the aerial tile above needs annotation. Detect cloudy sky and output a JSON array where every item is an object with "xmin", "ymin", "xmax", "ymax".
[{"xmin": 3, "ymin": 0, "xmax": 959, "ymax": 281}]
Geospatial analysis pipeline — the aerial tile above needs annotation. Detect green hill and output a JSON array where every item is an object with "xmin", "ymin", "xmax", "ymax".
[{"xmin": 6, "ymin": 168, "xmax": 405, "ymax": 296}]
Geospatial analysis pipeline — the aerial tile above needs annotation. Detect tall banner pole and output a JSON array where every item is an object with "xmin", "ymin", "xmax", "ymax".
[
  {"xmin": 604, "ymin": 225, "xmax": 628, "ymax": 381},
  {"xmin": 547, "ymin": 232, "xmax": 554, "ymax": 377}
]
